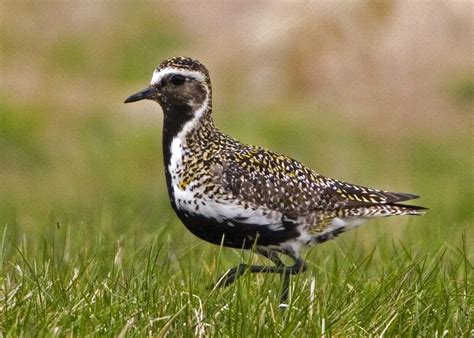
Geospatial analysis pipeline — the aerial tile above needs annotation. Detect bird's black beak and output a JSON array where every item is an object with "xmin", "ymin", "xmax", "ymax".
[{"xmin": 124, "ymin": 86, "xmax": 157, "ymax": 103}]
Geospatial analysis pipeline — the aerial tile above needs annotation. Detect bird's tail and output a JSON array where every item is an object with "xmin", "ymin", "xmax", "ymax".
[
  {"xmin": 311, "ymin": 203, "xmax": 428, "ymax": 244},
  {"xmin": 344, "ymin": 203, "xmax": 428, "ymax": 218}
]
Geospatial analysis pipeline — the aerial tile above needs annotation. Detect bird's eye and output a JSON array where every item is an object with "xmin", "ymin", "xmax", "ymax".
[{"xmin": 170, "ymin": 74, "xmax": 186, "ymax": 86}]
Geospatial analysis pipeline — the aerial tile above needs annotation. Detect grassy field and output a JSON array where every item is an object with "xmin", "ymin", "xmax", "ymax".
[{"xmin": 1, "ymin": 2, "xmax": 473, "ymax": 336}]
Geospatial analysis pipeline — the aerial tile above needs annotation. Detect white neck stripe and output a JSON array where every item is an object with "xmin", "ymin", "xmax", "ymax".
[
  {"xmin": 150, "ymin": 68, "xmax": 206, "ymax": 85},
  {"xmin": 167, "ymin": 94, "xmax": 210, "ymax": 187},
  {"xmin": 172, "ymin": 94, "xmax": 209, "ymax": 141}
]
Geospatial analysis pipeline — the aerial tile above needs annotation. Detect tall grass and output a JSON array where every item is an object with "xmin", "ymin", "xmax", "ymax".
[{"xmin": 0, "ymin": 222, "xmax": 472, "ymax": 335}]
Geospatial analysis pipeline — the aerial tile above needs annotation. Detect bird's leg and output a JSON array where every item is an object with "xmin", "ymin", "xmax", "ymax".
[
  {"xmin": 255, "ymin": 249, "xmax": 307, "ymax": 305},
  {"xmin": 212, "ymin": 249, "xmax": 307, "ymax": 305},
  {"xmin": 278, "ymin": 256, "xmax": 306, "ymax": 305},
  {"xmin": 259, "ymin": 249, "xmax": 291, "ymax": 304}
]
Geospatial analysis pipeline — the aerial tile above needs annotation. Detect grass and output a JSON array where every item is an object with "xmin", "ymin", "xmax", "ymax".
[{"xmin": 0, "ymin": 224, "xmax": 471, "ymax": 336}]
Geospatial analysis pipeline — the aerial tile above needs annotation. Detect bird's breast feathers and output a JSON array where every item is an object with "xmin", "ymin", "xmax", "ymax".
[{"xmin": 168, "ymin": 136, "xmax": 286, "ymax": 229}]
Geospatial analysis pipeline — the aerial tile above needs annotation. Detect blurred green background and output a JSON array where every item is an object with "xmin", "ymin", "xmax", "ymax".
[{"xmin": 1, "ymin": 2, "xmax": 472, "ymax": 278}]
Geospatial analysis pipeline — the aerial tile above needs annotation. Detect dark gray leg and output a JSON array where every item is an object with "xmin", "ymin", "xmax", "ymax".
[
  {"xmin": 212, "ymin": 249, "xmax": 307, "ymax": 304},
  {"xmin": 277, "ymin": 254, "xmax": 306, "ymax": 305}
]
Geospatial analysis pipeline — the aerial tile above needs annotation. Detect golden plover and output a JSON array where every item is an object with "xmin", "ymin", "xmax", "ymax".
[{"xmin": 124, "ymin": 56, "xmax": 426, "ymax": 304}]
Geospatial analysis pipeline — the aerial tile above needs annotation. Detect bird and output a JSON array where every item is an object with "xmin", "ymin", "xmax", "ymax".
[{"xmin": 124, "ymin": 56, "xmax": 426, "ymax": 305}]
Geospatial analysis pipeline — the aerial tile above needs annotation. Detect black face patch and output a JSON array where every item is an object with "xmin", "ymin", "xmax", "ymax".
[
  {"xmin": 158, "ymin": 75, "xmax": 208, "ymax": 111},
  {"xmin": 157, "ymin": 71, "xmax": 212, "ymax": 152}
]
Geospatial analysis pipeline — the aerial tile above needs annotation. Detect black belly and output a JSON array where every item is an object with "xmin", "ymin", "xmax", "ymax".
[
  {"xmin": 163, "ymin": 170, "xmax": 299, "ymax": 249},
  {"xmin": 174, "ymin": 210, "xmax": 300, "ymax": 249}
]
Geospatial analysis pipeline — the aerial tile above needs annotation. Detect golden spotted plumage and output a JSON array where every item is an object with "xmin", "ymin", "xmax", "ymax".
[{"xmin": 124, "ymin": 56, "xmax": 427, "ymax": 305}]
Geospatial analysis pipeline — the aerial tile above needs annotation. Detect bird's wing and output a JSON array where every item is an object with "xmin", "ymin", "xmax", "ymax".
[{"xmin": 214, "ymin": 146, "xmax": 419, "ymax": 216}]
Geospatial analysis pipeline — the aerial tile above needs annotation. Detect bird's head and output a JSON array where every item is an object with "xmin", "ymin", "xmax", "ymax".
[{"xmin": 124, "ymin": 56, "xmax": 211, "ymax": 113}]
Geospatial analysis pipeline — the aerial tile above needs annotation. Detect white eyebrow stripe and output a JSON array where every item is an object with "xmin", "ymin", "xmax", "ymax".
[{"xmin": 150, "ymin": 68, "xmax": 206, "ymax": 85}]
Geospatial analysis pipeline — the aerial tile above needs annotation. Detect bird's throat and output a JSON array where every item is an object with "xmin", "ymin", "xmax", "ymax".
[{"xmin": 161, "ymin": 95, "xmax": 212, "ymax": 148}]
